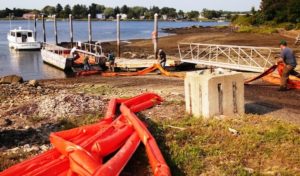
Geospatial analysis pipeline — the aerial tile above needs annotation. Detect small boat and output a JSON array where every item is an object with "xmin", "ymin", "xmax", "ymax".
[
  {"xmin": 41, "ymin": 43, "xmax": 73, "ymax": 70},
  {"xmin": 41, "ymin": 42, "xmax": 106, "ymax": 71},
  {"xmin": 7, "ymin": 27, "xmax": 41, "ymax": 50}
]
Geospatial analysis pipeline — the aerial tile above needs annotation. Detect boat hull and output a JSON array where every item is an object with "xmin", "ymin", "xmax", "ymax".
[
  {"xmin": 8, "ymin": 42, "xmax": 41, "ymax": 50},
  {"xmin": 41, "ymin": 49, "xmax": 73, "ymax": 70}
]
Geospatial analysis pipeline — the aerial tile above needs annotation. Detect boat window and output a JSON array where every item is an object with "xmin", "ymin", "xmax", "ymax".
[
  {"xmin": 28, "ymin": 32, "xmax": 32, "ymax": 37},
  {"xmin": 16, "ymin": 33, "xmax": 21, "ymax": 37},
  {"xmin": 11, "ymin": 32, "xmax": 16, "ymax": 36}
]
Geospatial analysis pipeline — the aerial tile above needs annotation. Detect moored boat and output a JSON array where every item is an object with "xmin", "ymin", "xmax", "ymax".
[
  {"xmin": 41, "ymin": 42, "xmax": 106, "ymax": 71},
  {"xmin": 7, "ymin": 27, "xmax": 41, "ymax": 50}
]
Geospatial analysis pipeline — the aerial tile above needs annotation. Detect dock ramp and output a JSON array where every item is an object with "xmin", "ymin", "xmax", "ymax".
[{"xmin": 178, "ymin": 43, "xmax": 281, "ymax": 73}]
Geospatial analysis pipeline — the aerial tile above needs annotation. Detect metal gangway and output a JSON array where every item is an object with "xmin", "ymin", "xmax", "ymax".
[{"xmin": 178, "ymin": 43, "xmax": 281, "ymax": 73}]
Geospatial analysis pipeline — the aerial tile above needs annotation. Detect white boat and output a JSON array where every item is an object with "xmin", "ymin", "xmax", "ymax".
[
  {"xmin": 41, "ymin": 42, "xmax": 105, "ymax": 71},
  {"xmin": 41, "ymin": 43, "xmax": 73, "ymax": 70},
  {"xmin": 7, "ymin": 27, "xmax": 41, "ymax": 50}
]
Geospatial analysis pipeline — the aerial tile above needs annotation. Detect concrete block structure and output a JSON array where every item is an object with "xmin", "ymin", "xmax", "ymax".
[{"xmin": 185, "ymin": 69, "xmax": 244, "ymax": 118}]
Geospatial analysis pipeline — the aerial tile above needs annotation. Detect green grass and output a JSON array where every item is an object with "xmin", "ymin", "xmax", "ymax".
[
  {"xmin": 237, "ymin": 26, "xmax": 278, "ymax": 34},
  {"xmin": 145, "ymin": 114, "xmax": 300, "ymax": 175},
  {"xmin": 57, "ymin": 113, "xmax": 103, "ymax": 131}
]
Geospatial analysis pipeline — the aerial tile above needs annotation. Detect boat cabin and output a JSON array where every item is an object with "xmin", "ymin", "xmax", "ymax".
[{"xmin": 8, "ymin": 29, "xmax": 35, "ymax": 43}]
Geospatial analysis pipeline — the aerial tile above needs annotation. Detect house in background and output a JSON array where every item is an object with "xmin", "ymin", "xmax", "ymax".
[
  {"xmin": 22, "ymin": 12, "xmax": 37, "ymax": 19},
  {"xmin": 162, "ymin": 15, "xmax": 168, "ymax": 20},
  {"xmin": 120, "ymin": 14, "xmax": 128, "ymax": 20},
  {"xmin": 96, "ymin": 14, "xmax": 105, "ymax": 20}
]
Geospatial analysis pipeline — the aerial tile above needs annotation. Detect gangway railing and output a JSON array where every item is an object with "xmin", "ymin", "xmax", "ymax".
[
  {"xmin": 178, "ymin": 43, "xmax": 281, "ymax": 72},
  {"xmin": 42, "ymin": 42, "xmax": 107, "ymax": 60},
  {"xmin": 76, "ymin": 42, "xmax": 106, "ymax": 58}
]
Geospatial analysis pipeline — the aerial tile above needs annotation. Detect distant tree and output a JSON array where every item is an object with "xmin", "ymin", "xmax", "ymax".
[
  {"xmin": 89, "ymin": 3, "xmax": 97, "ymax": 18},
  {"xmin": 61, "ymin": 5, "xmax": 71, "ymax": 18},
  {"xmin": 202, "ymin": 9, "xmax": 222, "ymax": 19},
  {"xmin": 96, "ymin": 4, "xmax": 105, "ymax": 14},
  {"xmin": 260, "ymin": 0, "xmax": 286, "ymax": 22},
  {"xmin": 187, "ymin": 10, "xmax": 199, "ymax": 19},
  {"xmin": 131, "ymin": 6, "xmax": 147, "ymax": 19},
  {"xmin": 287, "ymin": 0, "xmax": 300, "ymax": 22},
  {"xmin": 72, "ymin": 4, "xmax": 88, "ymax": 19},
  {"xmin": 42, "ymin": 5, "xmax": 56, "ymax": 16},
  {"xmin": 177, "ymin": 10, "xmax": 185, "ymax": 19},
  {"xmin": 251, "ymin": 6, "xmax": 256, "ymax": 15},
  {"xmin": 150, "ymin": 6, "xmax": 160, "ymax": 14},
  {"xmin": 55, "ymin": 4, "xmax": 63, "ymax": 17},
  {"xmin": 161, "ymin": 7, "xmax": 177, "ymax": 18},
  {"xmin": 104, "ymin": 7, "xmax": 114, "ymax": 18},
  {"xmin": 113, "ymin": 6, "xmax": 121, "ymax": 16},
  {"xmin": 121, "ymin": 5, "xmax": 129, "ymax": 14}
]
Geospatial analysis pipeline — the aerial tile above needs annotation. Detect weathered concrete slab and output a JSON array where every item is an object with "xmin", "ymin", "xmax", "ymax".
[{"xmin": 185, "ymin": 69, "xmax": 244, "ymax": 118}]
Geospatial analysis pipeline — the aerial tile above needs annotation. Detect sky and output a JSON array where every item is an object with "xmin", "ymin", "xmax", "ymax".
[{"xmin": 0, "ymin": 0, "xmax": 261, "ymax": 12}]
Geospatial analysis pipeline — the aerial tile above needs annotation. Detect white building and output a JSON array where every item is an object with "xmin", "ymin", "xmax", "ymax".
[
  {"xmin": 162, "ymin": 15, "xmax": 168, "ymax": 20},
  {"xmin": 96, "ymin": 14, "xmax": 105, "ymax": 20},
  {"xmin": 120, "ymin": 14, "xmax": 128, "ymax": 20},
  {"xmin": 198, "ymin": 13, "xmax": 205, "ymax": 19}
]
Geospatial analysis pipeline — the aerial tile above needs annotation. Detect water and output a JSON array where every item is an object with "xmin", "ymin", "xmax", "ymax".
[{"xmin": 0, "ymin": 20, "xmax": 228, "ymax": 80}]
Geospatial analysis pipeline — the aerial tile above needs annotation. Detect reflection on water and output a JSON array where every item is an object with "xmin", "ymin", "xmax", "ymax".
[{"xmin": 0, "ymin": 44, "xmax": 66, "ymax": 80}]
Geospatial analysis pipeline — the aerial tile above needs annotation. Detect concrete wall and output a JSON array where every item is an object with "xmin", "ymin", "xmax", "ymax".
[{"xmin": 185, "ymin": 69, "xmax": 244, "ymax": 118}]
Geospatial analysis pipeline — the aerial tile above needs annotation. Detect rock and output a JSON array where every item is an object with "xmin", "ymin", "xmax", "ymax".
[
  {"xmin": 0, "ymin": 75, "xmax": 23, "ymax": 84},
  {"xmin": 40, "ymin": 145, "xmax": 49, "ymax": 151},
  {"xmin": 244, "ymin": 167, "xmax": 254, "ymax": 174},
  {"xmin": 28, "ymin": 80, "xmax": 38, "ymax": 87},
  {"xmin": 10, "ymin": 147, "xmax": 20, "ymax": 153},
  {"xmin": 37, "ymin": 86, "xmax": 42, "ymax": 90},
  {"xmin": 147, "ymin": 55, "xmax": 156, "ymax": 59},
  {"xmin": 23, "ymin": 144, "xmax": 30, "ymax": 148},
  {"xmin": 4, "ymin": 119, "xmax": 13, "ymax": 126}
]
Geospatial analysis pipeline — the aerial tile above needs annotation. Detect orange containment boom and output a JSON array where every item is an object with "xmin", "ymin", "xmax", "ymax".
[
  {"xmin": 245, "ymin": 62, "xmax": 300, "ymax": 89},
  {"xmin": 0, "ymin": 93, "xmax": 170, "ymax": 176},
  {"xmin": 120, "ymin": 104, "xmax": 171, "ymax": 176},
  {"xmin": 77, "ymin": 63, "xmax": 185, "ymax": 78}
]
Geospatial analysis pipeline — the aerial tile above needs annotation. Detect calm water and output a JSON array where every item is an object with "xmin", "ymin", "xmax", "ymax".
[{"xmin": 0, "ymin": 20, "xmax": 228, "ymax": 80}]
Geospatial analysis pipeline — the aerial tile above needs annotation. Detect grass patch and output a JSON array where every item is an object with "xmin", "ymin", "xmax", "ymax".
[
  {"xmin": 237, "ymin": 26, "xmax": 278, "ymax": 34},
  {"xmin": 76, "ymin": 84, "xmax": 117, "ymax": 96},
  {"xmin": 0, "ymin": 150, "xmax": 39, "ymax": 171},
  {"xmin": 57, "ymin": 113, "xmax": 103, "ymax": 131},
  {"xmin": 27, "ymin": 115, "xmax": 46, "ymax": 123},
  {"xmin": 145, "ymin": 115, "xmax": 300, "ymax": 175}
]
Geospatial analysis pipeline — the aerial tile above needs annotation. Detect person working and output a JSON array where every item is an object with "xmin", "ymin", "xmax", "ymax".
[
  {"xmin": 70, "ymin": 46, "xmax": 80, "ymax": 60},
  {"xmin": 278, "ymin": 40, "xmax": 300, "ymax": 91},
  {"xmin": 158, "ymin": 49, "xmax": 167, "ymax": 68},
  {"xmin": 108, "ymin": 51, "xmax": 115, "ymax": 72},
  {"xmin": 83, "ymin": 56, "xmax": 90, "ymax": 71}
]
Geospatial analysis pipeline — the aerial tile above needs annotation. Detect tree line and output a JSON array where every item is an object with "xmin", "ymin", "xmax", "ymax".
[
  {"xmin": 233, "ymin": 0, "xmax": 300, "ymax": 26},
  {"xmin": 0, "ymin": 3, "xmax": 243, "ymax": 20}
]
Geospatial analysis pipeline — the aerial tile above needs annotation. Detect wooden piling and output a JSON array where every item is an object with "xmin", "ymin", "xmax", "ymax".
[
  {"xmin": 42, "ymin": 14, "xmax": 46, "ymax": 43},
  {"xmin": 69, "ymin": 14, "xmax": 74, "ymax": 47},
  {"xmin": 154, "ymin": 13, "xmax": 158, "ymax": 59},
  {"xmin": 34, "ymin": 15, "xmax": 37, "ymax": 40},
  {"xmin": 54, "ymin": 15, "xmax": 58, "ymax": 45},
  {"xmin": 88, "ymin": 14, "xmax": 92, "ymax": 44},
  {"xmin": 117, "ymin": 14, "xmax": 121, "ymax": 58}
]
